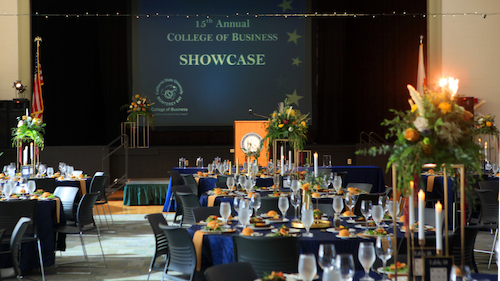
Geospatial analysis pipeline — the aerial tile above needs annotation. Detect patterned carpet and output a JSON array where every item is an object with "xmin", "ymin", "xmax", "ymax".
[{"xmin": 17, "ymin": 213, "xmax": 499, "ymax": 280}]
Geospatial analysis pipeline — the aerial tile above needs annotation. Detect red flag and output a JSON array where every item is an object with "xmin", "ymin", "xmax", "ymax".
[
  {"xmin": 417, "ymin": 36, "xmax": 426, "ymax": 96},
  {"xmin": 31, "ymin": 40, "xmax": 44, "ymax": 120}
]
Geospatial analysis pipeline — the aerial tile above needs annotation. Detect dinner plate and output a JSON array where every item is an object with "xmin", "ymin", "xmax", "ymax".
[
  {"xmin": 358, "ymin": 231, "xmax": 392, "ymax": 238},
  {"xmin": 271, "ymin": 228, "xmax": 300, "ymax": 233},
  {"xmin": 197, "ymin": 218, "xmax": 224, "ymax": 225},
  {"xmin": 240, "ymin": 232, "xmax": 263, "ymax": 237},
  {"xmin": 265, "ymin": 218, "xmax": 289, "ymax": 224},
  {"xmin": 325, "ymin": 227, "xmax": 348, "ymax": 233},
  {"xmin": 376, "ymin": 267, "xmax": 409, "ymax": 276},
  {"xmin": 283, "ymin": 273, "xmax": 319, "ymax": 280},
  {"xmin": 336, "ymin": 234, "xmax": 358, "ymax": 239},
  {"xmin": 354, "ymin": 224, "xmax": 378, "ymax": 229},
  {"xmin": 200, "ymin": 229, "xmax": 236, "ymax": 234},
  {"xmin": 400, "ymin": 225, "xmax": 434, "ymax": 232},
  {"xmin": 250, "ymin": 225, "xmax": 275, "ymax": 231}
]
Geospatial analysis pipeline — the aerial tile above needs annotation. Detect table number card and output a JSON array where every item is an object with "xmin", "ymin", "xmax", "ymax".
[
  {"xmin": 412, "ymin": 248, "xmax": 436, "ymax": 276},
  {"xmin": 424, "ymin": 256, "xmax": 454, "ymax": 281}
]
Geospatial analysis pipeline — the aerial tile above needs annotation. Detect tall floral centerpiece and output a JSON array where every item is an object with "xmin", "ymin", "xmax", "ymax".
[
  {"xmin": 12, "ymin": 114, "xmax": 46, "ymax": 169},
  {"xmin": 358, "ymin": 78, "xmax": 482, "ymax": 194},
  {"xmin": 121, "ymin": 94, "xmax": 155, "ymax": 127},
  {"xmin": 473, "ymin": 114, "xmax": 499, "ymax": 169}
]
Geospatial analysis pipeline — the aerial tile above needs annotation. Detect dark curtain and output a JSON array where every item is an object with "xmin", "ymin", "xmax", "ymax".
[{"xmin": 31, "ymin": 0, "xmax": 426, "ymax": 146}]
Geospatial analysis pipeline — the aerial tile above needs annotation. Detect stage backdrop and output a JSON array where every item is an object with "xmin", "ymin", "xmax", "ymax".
[{"xmin": 132, "ymin": 0, "xmax": 312, "ymax": 127}]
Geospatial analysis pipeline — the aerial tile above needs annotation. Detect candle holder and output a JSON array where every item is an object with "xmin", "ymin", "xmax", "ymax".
[
  {"xmin": 16, "ymin": 138, "xmax": 40, "ymax": 174},
  {"xmin": 272, "ymin": 139, "xmax": 300, "ymax": 175},
  {"xmin": 391, "ymin": 163, "xmax": 466, "ymax": 280}
]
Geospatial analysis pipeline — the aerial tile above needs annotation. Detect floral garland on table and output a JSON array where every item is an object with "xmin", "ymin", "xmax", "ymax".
[
  {"xmin": 357, "ymin": 78, "xmax": 482, "ymax": 195},
  {"xmin": 262, "ymin": 99, "xmax": 310, "ymax": 154},
  {"xmin": 474, "ymin": 114, "xmax": 499, "ymax": 140},
  {"xmin": 121, "ymin": 94, "xmax": 155, "ymax": 127},
  {"xmin": 11, "ymin": 115, "xmax": 46, "ymax": 149}
]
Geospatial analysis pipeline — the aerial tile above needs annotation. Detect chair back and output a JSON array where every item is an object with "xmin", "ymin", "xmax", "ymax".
[
  {"xmin": 89, "ymin": 175, "xmax": 108, "ymax": 202},
  {"xmin": 475, "ymin": 189, "xmax": 499, "ymax": 225},
  {"xmin": 169, "ymin": 170, "xmax": 185, "ymax": 186},
  {"xmin": 0, "ymin": 199, "xmax": 37, "ymax": 239},
  {"xmin": 205, "ymin": 262, "xmax": 258, "ymax": 281},
  {"xmin": 352, "ymin": 194, "xmax": 379, "ymax": 216},
  {"xmin": 233, "ymin": 235, "xmax": 300, "ymax": 278},
  {"xmin": 181, "ymin": 174, "xmax": 197, "ymax": 185},
  {"xmin": 158, "ymin": 225, "xmax": 196, "ymax": 280},
  {"xmin": 11, "ymin": 217, "xmax": 32, "ymax": 277},
  {"xmin": 178, "ymin": 193, "xmax": 201, "ymax": 225},
  {"xmin": 478, "ymin": 180, "xmax": 499, "ymax": 194},
  {"xmin": 451, "ymin": 223, "xmax": 483, "ymax": 273},
  {"xmin": 217, "ymin": 175, "xmax": 228, "ymax": 183},
  {"xmin": 145, "ymin": 214, "xmax": 169, "ymax": 257},
  {"xmin": 215, "ymin": 182, "xmax": 228, "ymax": 189},
  {"xmin": 54, "ymin": 186, "xmax": 80, "ymax": 221},
  {"xmin": 192, "ymin": 206, "xmax": 220, "ymax": 222},
  {"xmin": 76, "ymin": 193, "xmax": 100, "ymax": 229},
  {"xmin": 34, "ymin": 177, "xmax": 56, "ymax": 193},
  {"xmin": 257, "ymin": 197, "xmax": 279, "ymax": 215},
  {"xmin": 346, "ymin": 183, "xmax": 373, "ymax": 193}
]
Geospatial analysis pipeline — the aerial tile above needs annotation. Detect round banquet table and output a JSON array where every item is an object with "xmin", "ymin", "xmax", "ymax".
[
  {"xmin": 187, "ymin": 215, "xmax": 406, "ymax": 271},
  {"xmin": 0, "ymin": 199, "xmax": 66, "ymax": 272}
]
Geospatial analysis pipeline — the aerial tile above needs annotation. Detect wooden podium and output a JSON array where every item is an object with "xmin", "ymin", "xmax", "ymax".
[{"xmin": 234, "ymin": 120, "xmax": 268, "ymax": 167}]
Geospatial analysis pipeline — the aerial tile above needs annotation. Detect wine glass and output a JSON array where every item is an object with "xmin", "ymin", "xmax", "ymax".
[
  {"xmin": 226, "ymin": 176, "xmax": 235, "ymax": 191},
  {"xmin": 239, "ymin": 175, "xmax": 246, "ymax": 190},
  {"xmin": 323, "ymin": 267, "xmax": 341, "ymax": 281},
  {"xmin": 273, "ymin": 174, "xmax": 281, "ymax": 191},
  {"xmin": 318, "ymin": 244, "xmax": 336, "ymax": 270},
  {"xmin": 358, "ymin": 242, "xmax": 376, "ymax": 281},
  {"xmin": 493, "ymin": 164, "xmax": 499, "ymax": 176},
  {"xmin": 333, "ymin": 175, "xmax": 342, "ymax": 192},
  {"xmin": 250, "ymin": 193, "xmax": 261, "ymax": 216},
  {"xmin": 371, "ymin": 205, "xmax": 384, "ymax": 227},
  {"xmin": 298, "ymin": 254, "xmax": 317, "ymax": 281},
  {"xmin": 244, "ymin": 177, "xmax": 253, "ymax": 194},
  {"xmin": 333, "ymin": 196, "xmax": 344, "ymax": 217},
  {"xmin": 278, "ymin": 196, "xmax": 289, "ymax": 219},
  {"xmin": 59, "ymin": 162, "xmax": 67, "ymax": 177},
  {"xmin": 387, "ymin": 200, "xmax": 399, "ymax": 227},
  {"xmin": 47, "ymin": 167, "xmax": 54, "ymax": 177},
  {"xmin": 37, "ymin": 164, "xmax": 46, "ymax": 177},
  {"xmin": 301, "ymin": 207, "xmax": 314, "ymax": 237},
  {"xmin": 7, "ymin": 166, "xmax": 16, "ymax": 179},
  {"xmin": 27, "ymin": 180, "xmax": 36, "ymax": 195},
  {"xmin": 238, "ymin": 201, "xmax": 251, "ymax": 228},
  {"xmin": 376, "ymin": 236, "xmax": 393, "ymax": 281},
  {"xmin": 291, "ymin": 192, "xmax": 301, "ymax": 221},
  {"xmin": 345, "ymin": 192, "xmax": 357, "ymax": 221},
  {"xmin": 290, "ymin": 180, "xmax": 300, "ymax": 194},
  {"xmin": 207, "ymin": 164, "xmax": 213, "ymax": 175},
  {"xmin": 3, "ymin": 182, "xmax": 13, "ymax": 199},
  {"xmin": 361, "ymin": 200, "xmax": 372, "ymax": 222},
  {"xmin": 336, "ymin": 254, "xmax": 355, "ymax": 281},
  {"xmin": 267, "ymin": 161, "xmax": 273, "ymax": 175},
  {"xmin": 220, "ymin": 202, "xmax": 231, "ymax": 226}
]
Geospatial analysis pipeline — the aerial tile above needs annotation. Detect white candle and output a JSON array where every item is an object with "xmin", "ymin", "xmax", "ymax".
[
  {"xmin": 288, "ymin": 150, "xmax": 292, "ymax": 171},
  {"xmin": 314, "ymin": 152, "xmax": 318, "ymax": 177},
  {"xmin": 229, "ymin": 161, "xmax": 232, "ymax": 175},
  {"xmin": 25, "ymin": 108, "xmax": 29, "ymax": 117},
  {"xmin": 236, "ymin": 158, "xmax": 239, "ymax": 175},
  {"xmin": 484, "ymin": 142, "xmax": 488, "ymax": 162},
  {"xmin": 435, "ymin": 201, "xmax": 443, "ymax": 251},
  {"xmin": 418, "ymin": 190, "xmax": 425, "ymax": 240},
  {"xmin": 281, "ymin": 155, "xmax": 285, "ymax": 176},
  {"xmin": 30, "ymin": 142, "xmax": 34, "ymax": 163},
  {"xmin": 409, "ymin": 181, "xmax": 415, "ymax": 226},
  {"xmin": 23, "ymin": 147, "xmax": 28, "ymax": 165}
]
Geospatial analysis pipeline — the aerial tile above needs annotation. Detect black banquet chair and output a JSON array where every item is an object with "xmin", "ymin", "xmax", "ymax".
[
  {"xmin": 171, "ymin": 185, "xmax": 197, "ymax": 225},
  {"xmin": 145, "ymin": 213, "xmax": 169, "ymax": 281},
  {"xmin": 0, "ymin": 217, "xmax": 32, "ymax": 281},
  {"xmin": 53, "ymin": 192, "xmax": 107, "ymax": 273},
  {"xmin": 346, "ymin": 182, "xmax": 373, "ymax": 193},
  {"xmin": 53, "ymin": 186, "xmax": 80, "ymax": 222},
  {"xmin": 192, "ymin": 206, "xmax": 220, "ymax": 223},
  {"xmin": 474, "ymin": 189, "xmax": 499, "ymax": 269},
  {"xmin": 204, "ymin": 262, "xmax": 257, "ymax": 281},
  {"xmin": 89, "ymin": 174, "xmax": 114, "ymax": 228},
  {"xmin": 33, "ymin": 177, "xmax": 56, "ymax": 193},
  {"xmin": 178, "ymin": 193, "xmax": 201, "ymax": 226},
  {"xmin": 158, "ymin": 224, "xmax": 204, "ymax": 281},
  {"xmin": 451, "ymin": 223, "xmax": 483, "ymax": 273},
  {"xmin": 232, "ymin": 235, "xmax": 300, "ymax": 278}
]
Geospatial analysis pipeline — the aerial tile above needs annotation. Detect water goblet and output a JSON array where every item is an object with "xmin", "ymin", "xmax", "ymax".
[
  {"xmin": 250, "ymin": 193, "xmax": 261, "ymax": 216},
  {"xmin": 345, "ymin": 192, "xmax": 357, "ymax": 220},
  {"xmin": 387, "ymin": 200, "xmax": 399, "ymax": 227},
  {"xmin": 220, "ymin": 202, "xmax": 231, "ymax": 226},
  {"xmin": 371, "ymin": 205, "xmax": 384, "ymax": 227},
  {"xmin": 333, "ymin": 175, "xmax": 342, "ymax": 192},
  {"xmin": 27, "ymin": 180, "xmax": 36, "ymax": 195},
  {"xmin": 226, "ymin": 176, "xmax": 235, "ymax": 191},
  {"xmin": 273, "ymin": 174, "xmax": 281, "ymax": 191},
  {"xmin": 323, "ymin": 267, "xmax": 342, "ymax": 281},
  {"xmin": 47, "ymin": 167, "xmax": 54, "ymax": 177},
  {"xmin": 298, "ymin": 254, "xmax": 317, "ymax": 281},
  {"xmin": 278, "ymin": 196, "xmax": 289, "ymax": 219},
  {"xmin": 358, "ymin": 242, "xmax": 376, "ymax": 281},
  {"xmin": 493, "ymin": 164, "xmax": 499, "ymax": 176},
  {"xmin": 376, "ymin": 236, "xmax": 393, "ymax": 281},
  {"xmin": 244, "ymin": 178, "xmax": 253, "ymax": 194},
  {"xmin": 291, "ymin": 192, "xmax": 301, "ymax": 221},
  {"xmin": 301, "ymin": 207, "xmax": 314, "ymax": 237},
  {"xmin": 333, "ymin": 196, "xmax": 344, "ymax": 216},
  {"xmin": 267, "ymin": 161, "xmax": 273, "ymax": 175},
  {"xmin": 318, "ymin": 243, "xmax": 336, "ymax": 270},
  {"xmin": 3, "ymin": 182, "xmax": 13, "ymax": 199},
  {"xmin": 360, "ymin": 200, "xmax": 372, "ymax": 222},
  {"xmin": 59, "ymin": 162, "xmax": 67, "ymax": 177},
  {"xmin": 336, "ymin": 254, "xmax": 355, "ymax": 281},
  {"xmin": 239, "ymin": 175, "xmax": 246, "ymax": 190},
  {"xmin": 38, "ymin": 164, "xmax": 47, "ymax": 177},
  {"xmin": 238, "ymin": 205, "xmax": 251, "ymax": 229}
]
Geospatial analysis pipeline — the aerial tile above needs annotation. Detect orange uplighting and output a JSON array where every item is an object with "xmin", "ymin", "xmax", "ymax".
[{"xmin": 439, "ymin": 77, "xmax": 459, "ymax": 99}]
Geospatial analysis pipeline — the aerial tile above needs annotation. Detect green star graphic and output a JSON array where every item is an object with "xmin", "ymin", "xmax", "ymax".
[
  {"xmin": 278, "ymin": 0, "xmax": 293, "ymax": 13},
  {"xmin": 292, "ymin": 57, "xmax": 302, "ymax": 67},
  {"xmin": 287, "ymin": 90, "xmax": 303, "ymax": 106},
  {"xmin": 287, "ymin": 30, "xmax": 302, "ymax": 45}
]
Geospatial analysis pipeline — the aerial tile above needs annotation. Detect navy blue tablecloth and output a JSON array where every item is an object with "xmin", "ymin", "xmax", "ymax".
[{"xmin": 299, "ymin": 166, "xmax": 386, "ymax": 193}]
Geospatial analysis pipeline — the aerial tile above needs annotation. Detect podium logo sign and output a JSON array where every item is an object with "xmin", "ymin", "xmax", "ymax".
[{"xmin": 155, "ymin": 78, "xmax": 183, "ymax": 106}]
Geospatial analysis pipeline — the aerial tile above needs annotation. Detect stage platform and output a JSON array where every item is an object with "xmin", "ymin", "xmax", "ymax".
[{"xmin": 123, "ymin": 178, "xmax": 170, "ymax": 206}]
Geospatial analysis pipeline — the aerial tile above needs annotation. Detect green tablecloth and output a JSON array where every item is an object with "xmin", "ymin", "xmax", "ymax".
[{"xmin": 123, "ymin": 182, "xmax": 169, "ymax": 206}]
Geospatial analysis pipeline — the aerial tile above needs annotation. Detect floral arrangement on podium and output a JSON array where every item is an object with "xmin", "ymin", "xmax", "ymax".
[
  {"xmin": 121, "ymin": 94, "xmax": 155, "ymax": 127},
  {"xmin": 358, "ymin": 78, "xmax": 482, "ymax": 193},
  {"xmin": 262, "ymin": 98, "xmax": 310, "ymax": 152}
]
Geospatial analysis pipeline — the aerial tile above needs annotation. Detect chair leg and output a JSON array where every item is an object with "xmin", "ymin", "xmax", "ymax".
[
  {"xmin": 94, "ymin": 206, "xmax": 103, "ymax": 227},
  {"xmin": 36, "ymin": 238, "xmax": 46, "ymax": 281},
  {"xmin": 488, "ymin": 228, "xmax": 498, "ymax": 269},
  {"xmin": 100, "ymin": 205, "xmax": 110, "ymax": 229},
  {"xmin": 78, "ymin": 232, "xmax": 92, "ymax": 274},
  {"xmin": 106, "ymin": 202, "xmax": 115, "ymax": 226}
]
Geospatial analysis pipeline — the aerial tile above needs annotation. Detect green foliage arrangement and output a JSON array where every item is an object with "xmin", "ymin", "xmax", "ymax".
[{"xmin": 11, "ymin": 115, "xmax": 46, "ymax": 149}]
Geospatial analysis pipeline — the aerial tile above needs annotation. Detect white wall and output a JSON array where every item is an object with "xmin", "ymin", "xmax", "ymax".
[
  {"xmin": 441, "ymin": 0, "xmax": 500, "ymax": 120},
  {"xmin": 0, "ymin": 0, "xmax": 20, "ymax": 100}
]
